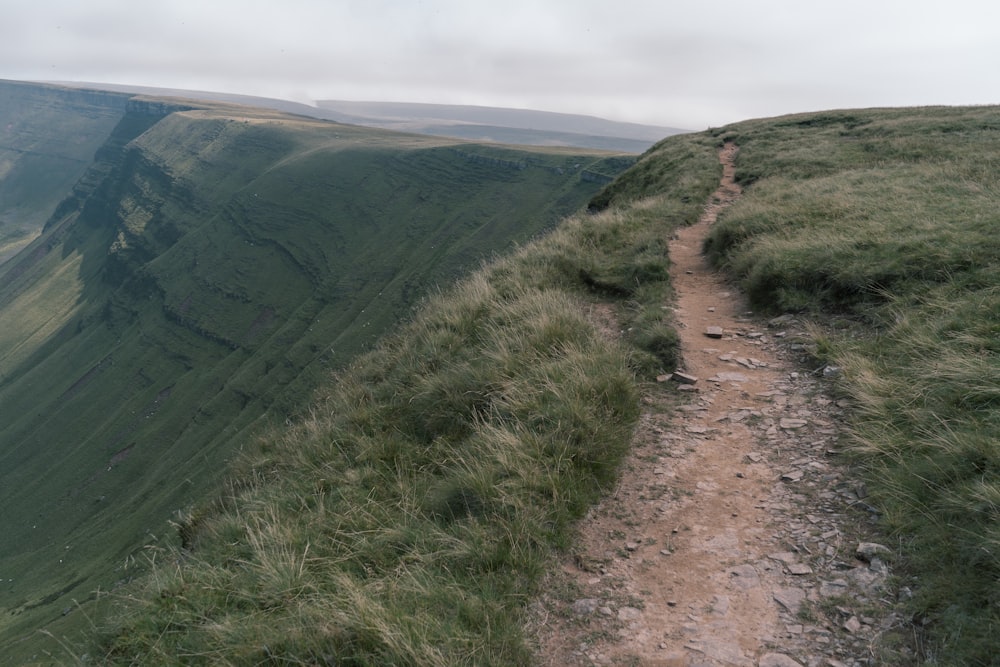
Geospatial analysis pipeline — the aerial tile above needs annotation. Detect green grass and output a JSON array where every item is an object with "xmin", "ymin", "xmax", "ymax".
[
  {"xmin": 0, "ymin": 88, "xmax": 640, "ymax": 662},
  {"xmin": 98, "ymin": 278, "xmax": 638, "ymax": 665},
  {"xmin": 705, "ymin": 106, "xmax": 1000, "ymax": 664},
  {"xmin": 85, "ymin": 132, "xmax": 720, "ymax": 664},
  {"xmin": 25, "ymin": 87, "xmax": 1000, "ymax": 664}
]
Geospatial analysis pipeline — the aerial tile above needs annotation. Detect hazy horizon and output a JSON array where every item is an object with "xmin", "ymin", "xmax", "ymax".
[{"xmin": 2, "ymin": 1, "xmax": 999, "ymax": 135}]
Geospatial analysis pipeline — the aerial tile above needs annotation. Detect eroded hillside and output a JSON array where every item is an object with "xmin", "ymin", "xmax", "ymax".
[{"xmin": 0, "ymin": 83, "xmax": 630, "ymax": 661}]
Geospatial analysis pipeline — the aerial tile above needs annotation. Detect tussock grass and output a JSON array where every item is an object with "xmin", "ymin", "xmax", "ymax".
[
  {"xmin": 99, "ymin": 280, "xmax": 631, "ymax": 664},
  {"xmin": 707, "ymin": 106, "xmax": 1000, "ymax": 663},
  {"xmin": 94, "ymin": 133, "xmax": 722, "ymax": 664}
]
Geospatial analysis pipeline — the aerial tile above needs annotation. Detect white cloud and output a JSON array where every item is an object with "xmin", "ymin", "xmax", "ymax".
[{"xmin": 2, "ymin": 0, "xmax": 999, "ymax": 128}]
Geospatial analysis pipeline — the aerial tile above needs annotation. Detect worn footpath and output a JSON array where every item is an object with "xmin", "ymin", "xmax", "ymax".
[{"xmin": 531, "ymin": 145, "xmax": 905, "ymax": 666}]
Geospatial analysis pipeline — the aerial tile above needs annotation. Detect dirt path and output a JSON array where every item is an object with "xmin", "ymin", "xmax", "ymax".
[{"xmin": 531, "ymin": 145, "xmax": 900, "ymax": 666}]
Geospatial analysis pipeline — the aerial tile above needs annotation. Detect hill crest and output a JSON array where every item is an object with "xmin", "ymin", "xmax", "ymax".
[{"xmin": 41, "ymin": 80, "xmax": 685, "ymax": 152}]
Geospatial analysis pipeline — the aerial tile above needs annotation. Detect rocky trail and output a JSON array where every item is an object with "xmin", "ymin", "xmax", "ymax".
[{"xmin": 531, "ymin": 145, "xmax": 906, "ymax": 666}]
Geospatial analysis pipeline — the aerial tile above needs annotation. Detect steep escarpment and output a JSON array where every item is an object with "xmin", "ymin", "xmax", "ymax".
[
  {"xmin": 46, "ymin": 103, "xmax": 1000, "ymax": 666},
  {"xmin": 92, "ymin": 132, "xmax": 717, "ymax": 665},
  {"xmin": 0, "ymin": 80, "xmax": 133, "ymax": 263},
  {"xmin": 11, "ymin": 85, "xmax": 999, "ymax": 664},
  {"xmin": 0, "ymin": 86, "xmax": 631, "ymax": 661}
]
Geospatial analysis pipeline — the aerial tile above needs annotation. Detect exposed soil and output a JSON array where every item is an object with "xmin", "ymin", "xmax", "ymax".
[{"xmin": 530, "ymin": 145, "xmax": 905, "ymax": 666}]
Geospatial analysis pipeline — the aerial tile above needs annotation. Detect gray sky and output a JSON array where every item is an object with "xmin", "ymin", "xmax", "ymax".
[{"xmin": 2, "ymin": 0, "xmax": 999, "ymax": 129}]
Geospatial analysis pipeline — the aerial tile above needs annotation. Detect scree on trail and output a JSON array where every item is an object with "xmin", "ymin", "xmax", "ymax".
[{"xmin": 531, "ymin": 144, "xmax": 901, "ymax": 667}]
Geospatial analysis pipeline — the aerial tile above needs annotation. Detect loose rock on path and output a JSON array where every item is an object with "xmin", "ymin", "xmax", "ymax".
[{"xmin": 530, "ymin": 144, "xmax": 905, "ymax": 666}]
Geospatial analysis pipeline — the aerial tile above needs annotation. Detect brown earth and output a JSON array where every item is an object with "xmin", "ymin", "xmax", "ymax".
[{"xmin": 530, "ymin": 145, "xmax": 906, "ymax": 666}]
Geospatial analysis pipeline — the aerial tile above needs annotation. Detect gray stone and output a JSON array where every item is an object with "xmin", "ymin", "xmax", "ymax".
[
  {"xmin": 710, "ymin": 594, "xmax": 730, "ymax": 616},
  {"xmin": 729, "ymin": 409, "xmax": 752, "ymax": 422},
  {"xmin": 768, "ymin": 551, "xmax": 799, "ymax": 564},
  {"xmin": 773, "ymin": 587, "xmax": 806, "ymax": 614},
  {"xmin": 770, "ymin": 315, "xmax": 797, "ymax": 327},
  {"xmin": 672, "ymin": 370, "xmax": 699, "ymax": 384},
  {"xmin": 869, "ymin": 557, "xmax": 890, "ymax": 576},
  {"xmin": 780, "ymin": 418, "xmax": 808, "ymax": 429},
  {"xmin": 729, "ymin": 563, "xmax": 760, "ymax": 589},
  {"xmin": 759, "ymin": 653, "xmax": 803, "ymax": 667},
  {"xmin": 855, "ymin": 542, "xmax": 891, "ymax": 562},
  {"xmin": 685, "ymin": 639, "xmax": 751, "ymax": 666},
  {"xmin": 571, "ymin": 598, "xmax": 599, "ymax": 615},
  {"xmin": 711, "ymin": 371, "xmax": 750, "ymax": 383},
  {"xmin": 780, "ymin": 470, "xmax": 804, "ymax": 482},
  {"xmin": 843, "ymin": 615, "xmax": 862, "ymax": 633},
  {"xmin": 819, "ymin": 578, "xmax": 849, "ymax": 597},
  {"xmin": 787, "ymin": 562, "xmax": 814, "ymax": 575},
  {"xmin": 705, "ymin": 326, "xmax": 724, "ymax": 338},
  {"xmin": 847, "ymin": 566, "xmax": 883, "ymax": 588},
  {"xmin": 617, "ymin": 606, "xmax": 642, "ymax": 621}
]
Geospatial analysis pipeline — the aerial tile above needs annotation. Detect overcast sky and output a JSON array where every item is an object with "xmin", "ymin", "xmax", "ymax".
[{"xmin": 2, "ymin": 0, "xmax": 998, "ymax": 129}]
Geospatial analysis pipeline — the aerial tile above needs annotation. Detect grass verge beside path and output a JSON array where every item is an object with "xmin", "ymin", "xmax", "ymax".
[
  {"xmin": 705, "ymin": 106, "xmax": 1000, "ymax": 664},
  {"xmin": 92, "ymin": 134, "xmax": 721, "ymax": 664}
]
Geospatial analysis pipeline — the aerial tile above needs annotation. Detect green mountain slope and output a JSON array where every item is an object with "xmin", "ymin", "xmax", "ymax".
[
  {"xmin": 13, "ymin": 86, "xmax": 996, "ymax": 664},
  {"xmin": 90, "ymin": 104, "xmax": 1000, "ymax": 665},
  {"xmin": 88, "ymin": 120, "xmax": 717, "ymax": 667},
  {"xmin": 0, "ymin": 84, "xmax": 632, "ymax": 662}
]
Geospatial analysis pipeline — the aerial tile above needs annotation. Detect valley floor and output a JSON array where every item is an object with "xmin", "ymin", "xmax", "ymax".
[{"xmin": 531, "ymin": 146, "xmax": 908, "ymax": 666}]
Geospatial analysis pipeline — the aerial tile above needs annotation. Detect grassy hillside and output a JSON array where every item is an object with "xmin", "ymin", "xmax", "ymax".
[
  {"xmin": 702, "ymin": 106, "xmax": 1000, "ymax": 664},
  {"xmin": 10, "ymin": 93, "xmax": 997, "ymax": 663},
  {"xmin": 0, "ymin": 87, "xmax": 632, "ymax": 663},
  {"xmin": 87, "ymin": 130, "xmax": 720, "ymax": 664},
  {"xmin": 0, "ymin": 80, "xmax": 130, "ymax": 263},
  {"xmin": 88, "ymin": 105, "xmax": 1000, "ymax": 665}
]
